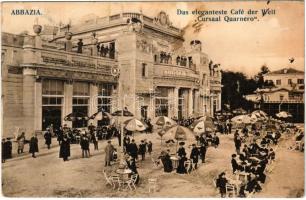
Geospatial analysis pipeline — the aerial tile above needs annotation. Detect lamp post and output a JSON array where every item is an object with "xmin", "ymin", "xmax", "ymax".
[{"xmin": 111, "ymin": 66, "xmax": 127, "ymax": 167}]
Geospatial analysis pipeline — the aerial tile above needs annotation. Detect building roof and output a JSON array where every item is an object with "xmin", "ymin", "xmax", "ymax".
[
  {"xmin": 264, "ymin": 68, "xmax": 304, "ymax": 76},
  {"xmin": 255, "ymin": 87, "xmax": 290, "ymax": 93}
]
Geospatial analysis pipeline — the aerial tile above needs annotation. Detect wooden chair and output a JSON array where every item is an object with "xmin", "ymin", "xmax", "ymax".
[
  {"xmin": 103, "ymin": 170, "xmax": 113, "ymax": 187},
  {"xmin": 226, "ymin": 183, "xmax": 236, "ymax": 197},
  {"xmin": 124, "ymin": 174, "xmax": 138, "ymax": 190},
  {"xmin": 236, "ymin": 172, "xmax": 248, "ymax": 183},
  {"xmin": 111, "ymin": 175, "xmax": 124, "ymax": 191},
  {"xmin": 148, "ymin": 178, "xmax": 157, "ymax": 193},
  {"xmin": 190, "ymin": 160, "xmax": 197, "ymax": 171},
  {"xmin": 184, "ymin": 160, "xmax": 192, "ymax": 174}
]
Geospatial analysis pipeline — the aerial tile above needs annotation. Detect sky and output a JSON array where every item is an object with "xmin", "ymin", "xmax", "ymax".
[{"xmin": 1, "ymin": 1, "xmax": 304, "ymax": 77}]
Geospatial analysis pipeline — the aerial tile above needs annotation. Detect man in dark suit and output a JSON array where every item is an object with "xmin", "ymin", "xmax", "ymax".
[
  {"xmin": 199, "ymin": 142, "xmax": 207, "ymax": 163},
  {"xmin": 190, "ymin": 144, "xmax": 199, "ymax": 169},
  {"xmin": 231, "ymin": 154, "xmax": 239, "ymax": 174},
  {"xmin": 44, "ymin": 129, "xmax": 52, "ymax": 149},
  {"xmin": 138, "ymin": 140, "xmax": 147, "ymax": 161},
  {"xmin": 29, "ymin": 134, "xmax": 39, "ymax": 158},
  {"xmin": 128, "ymin": 139, "xmax": 138, "ymax": 160}
]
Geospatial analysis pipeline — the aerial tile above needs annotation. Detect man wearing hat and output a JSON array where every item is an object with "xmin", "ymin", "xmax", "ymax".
[
  {"xmin": 231, "ymin": 154, "xmax": 239, "ymax": 174},
  {"xmin": 29, "ymin": 134, "xmax": 39, "ymax": 158},
  {"xmin": 128, "ymin": 139, "xmax": 138, "ymax": 160},
  {"xmin": 80, "ymin": 133, "xmax": 90, "ymax": 158},
  {"xmin": 59, "ymin": 136, "xmax": 70, "ymax": 161},
  {"xmin": 138, "ymin": 140, "xmax": 146, "ymax": 161},
  {"xmin": 77, "ymin": 39, "xmax": 83, "ymax": 53},
  {"xmin": 199, "ymin": 142, "xmax": 207, "ymax": 163},
  {"xmin": 177, "ymin": 142, "xmax": 186, "ymax": 158},
  {"xmin": 44, "ymin": 128, "xmax": 52, "ymax": 149},
  {"xmin": 190, "ymin": 144, "xmax": 200, "ymax": 169},
  {"xmin": 104, "ymin": 140, "xmax": 115, "ymax": 166}
]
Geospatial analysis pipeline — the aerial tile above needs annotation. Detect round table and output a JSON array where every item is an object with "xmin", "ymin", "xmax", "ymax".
[
  {"xmin": 116, "ymin": 168, "xmax": 132, "ymax": 180},
  {"xmin": 170, "ymin": 156, "xmax": 179, "ymax": 169}
]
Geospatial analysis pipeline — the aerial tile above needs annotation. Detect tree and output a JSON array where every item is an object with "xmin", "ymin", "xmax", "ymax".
[
  {"xmin": 221, "ymin": 70, "xmax": 256, "ymax": 111},
  {"xmin": 255, "ymin": 64, "xmax": 275, "ymax": 88}
]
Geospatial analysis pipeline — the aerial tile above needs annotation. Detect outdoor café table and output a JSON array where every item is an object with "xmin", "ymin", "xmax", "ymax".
[
  {"xmin": 170, "ymin": 156, "xmax": 179, "ymax": 169},
  {"xmin": 227, "ymin": 178, "xmax": 242, "ymax": 195},
  {"xmin": 115, "ymin": 168, "xmax": 132, "ymax": 181}
]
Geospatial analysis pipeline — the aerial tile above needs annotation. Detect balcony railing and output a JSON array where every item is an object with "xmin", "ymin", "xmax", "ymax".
[
  {"xmin": 264, "ymin": 100, "xmax": 304, "ymax": 103},
  {"xmin": 39, "ymin": 48, "xmax": 117, "ymax": 75},
  {"xmin": 57, "ymin": 12, "xmax": 182, "ymax": 37}
]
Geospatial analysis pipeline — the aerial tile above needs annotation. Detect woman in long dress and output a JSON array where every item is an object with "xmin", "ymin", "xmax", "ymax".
[
  {"xmin": 176, "ymin": 154, "xmax": 187, "ymax": 174},
  {"xmin": 59, "ymin": 136, "xmax": 70, "ymax": 161}
]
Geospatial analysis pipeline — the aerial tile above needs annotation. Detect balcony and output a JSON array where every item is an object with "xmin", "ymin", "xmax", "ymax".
[
  {"xmin": 38, "ymin": 48, "xmax": 117, "ymax": 75},
  {"xmin": 56, "ymin": 12, "xmax": 182, "ymax": 39},
  {"xmin": 153, "ymin": 63, "xmax": 200, "ymax": 84}
]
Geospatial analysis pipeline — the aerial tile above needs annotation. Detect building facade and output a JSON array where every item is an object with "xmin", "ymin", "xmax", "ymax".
[
  {"xmin": 2, "ymin": 11, "xmax": 222, "ymax": 136},
  {"xmin": 245, "ymin": 68, "xmax": 304, "ymax": 122}
]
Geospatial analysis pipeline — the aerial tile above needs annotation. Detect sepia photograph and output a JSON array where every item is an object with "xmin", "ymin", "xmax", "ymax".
[{"xmin": 1, "ymin": 0, "xmax": 304, "ymax": 198}]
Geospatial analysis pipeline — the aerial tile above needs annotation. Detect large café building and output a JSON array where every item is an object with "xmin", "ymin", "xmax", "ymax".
[{"xmin": 2, "ymin": 11, "xmax": 222, "ymax": 136}]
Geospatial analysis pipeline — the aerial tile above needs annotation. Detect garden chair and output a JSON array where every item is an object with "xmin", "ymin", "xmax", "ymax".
[
  {"xmin": 225, "ymin": 183, "xmax": 236, "ymax": 197},
  {"xmin": 103, "ymin": 170, "xmax": 113, "ymax": 187},
  {"xmin": 148, "ymin": 178, "xmax": 157, "ymax": 193},
  {"xmin": 124, "ymin": 174, "xmax": 138, "ymax": 190},
  {"xmin": 112, "ymin": 175, "xmax": 124, "ymax": 191}
]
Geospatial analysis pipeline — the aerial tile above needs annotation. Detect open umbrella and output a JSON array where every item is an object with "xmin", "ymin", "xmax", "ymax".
[
  {"xmin": 232, "ymin": 108, "xmax": 247, "ymax": 115},
  {"xmin": 123, "ymin": 118, "xmax": 147, "ymax": 132},
  {"xmin": 64, "ymin": 112, "xmax": 89, "ymax": 121},
  {"xmin": 111, "ymin": 109, "xmax": 134, "ymax": 117},
  {"xmin": 231, "ymin": 115, "xmax": 255, "ymax": 124},
  {"xmin": 189, "ymin": 116, "xmax": 215, "ymax": 134},
  {"xmin": 152, "ymin": 116, "xmax": 176, "ymax": 127},
  {"xmin": 163, "ymin": 125, "xmax": 196, "ymax": 151},
  {"xmin": 276, "ymin": 111, "xmax": 292, "ymax": 118},
  {"xmin": 89, "ymin": 109, "xmax": 112, "ymax": 120},
  {"xmin": 163, "ymin": 125, "xmax": 196, "ymax": 141}
]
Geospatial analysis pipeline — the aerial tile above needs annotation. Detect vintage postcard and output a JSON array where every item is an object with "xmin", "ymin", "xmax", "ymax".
[{"xmin": 1, "ymin": 0, "xmax": 304, "ymax": 198}]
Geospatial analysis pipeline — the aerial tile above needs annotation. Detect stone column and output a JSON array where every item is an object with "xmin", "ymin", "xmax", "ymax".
[
  {"xmin": 63, "ymin": 81, "xmax": 73, "ymax": 127},
  {"xmin": 188, "ymin": 88, "xmax": 194, "ymax": 117},
  {"xmin": 173, "ymin": 87, "xmax": 179, "ymax": 118},
  {"xmin": 194, "ymin": 90, "xmax": 200, "ymax": 117},
  {"xmin": 182, "ymin": 89, "xmax": 189, "ymax": 118},
  {"xmin": 23, "ymin": 68, "xmax": 36, "ymax": 137},
  {"xmin": 34, "ymin": 79, "xmax": 42, "ymax": 131},
  {"xmin": 218, "ymin": 92, "xmax": 222, "ymax": 111},
  {"xmin": 89, "ymin": 83, "xmax": 98, "ymax": 126}
]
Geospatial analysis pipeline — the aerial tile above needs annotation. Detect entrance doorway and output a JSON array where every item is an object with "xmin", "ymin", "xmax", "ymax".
[
  {"xmin": 72, "ymin": 106, "xmax": 88, "ymax": 128},
  {"xmin": 42, "ymin": 106, "xmax": 62, "ymax": 130}
]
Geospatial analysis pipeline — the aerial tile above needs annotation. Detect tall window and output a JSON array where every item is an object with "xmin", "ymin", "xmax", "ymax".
[
  {"xmin": 280, "ymin": 94, "xmax": 284, "ymax": 101},
  {"xmin": 72, "ymin": 82, "xmax": 90, "ymax": 128},
  {"xmin": 155, "ymin": 87, "xmax": 169, "ymax": 117},
  {"xmin": 288, "ymin": 79, "xmax": 292, "ymax": 85},
  {"xmin": 98, "ymin": 84, "xmax": 113, "ymax": 113},
  {"xmin": 42, "ymin": 79, "xmax": 64, "ymax": 130},
  {"xmin": 276, "ymin": 80, "xmax": 281, "ymax": 85}
]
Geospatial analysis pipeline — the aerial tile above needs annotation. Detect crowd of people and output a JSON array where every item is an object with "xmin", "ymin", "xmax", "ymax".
[
  {"xmin": 2, "ymin": 113, "xmax": 304, "ymax": 197},
  {"xmin": 158, "ymin": 132, "xmax": 220, "ymax": 174},
  {"xmin": 215, "ymin": 121, "xmax": 302, "ymax": 198}
]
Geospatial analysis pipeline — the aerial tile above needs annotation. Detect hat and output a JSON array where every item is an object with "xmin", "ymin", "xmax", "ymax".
[{"xmin": 179, "ymin": 142, "xmax": 185, "ymax": 146}]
